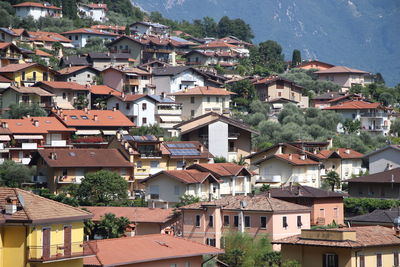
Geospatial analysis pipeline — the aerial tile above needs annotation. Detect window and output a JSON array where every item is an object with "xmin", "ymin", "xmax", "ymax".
[
  {"xmin": 62, "ymin": 168, "xmax": 68, "ymax": 176},
  {"xmin": 150, "ymin": 161, "xmax": 159, "ymax": 168},
  {"xmin": 297, "ymin": 216, "xmax": 302, "ymax": 228},
  {"xmin": 43, "ymin": 72, "xmax": 48, "ymax": 81},
  {"xmin": 75, "ymin": 35, "xmax": 78, "ymax": 40},
  {"xmin": 80, "ymin": 115, "xmax": 88, "ymax": 120},
  {"xmin": 70, "ymin": 115, "xmax": 78, "ymax": 120},
  {"xmin": 206, "ymin": 238, "xmax": 216, "ymax": 247},
  {"xmin": 190, "ymin": 110, "xmax": 195, "ymax": 117},
  {"xmin": 174, "ymin": 185, "xmax": 180, "ymax": 195},
  {"xmin": 185, "ymin": 262, "xmax": 191, "ymax": 267},
  {"xmin": 216, "ymin": 97, "xmax": 219, "ymax": 103},
  {"xmin": 32, "ymin": 71, "xmax": 36, "ymax": 80},
  {"xmin": 319, "ymin": 208, "xmax": 325, "ymax": 218},
  {"xmin": 209, "ymin": 215, "xmax": 214, "ymax": 227},
  {"xmin": 126, "ymin": 103, "xmax": 130, "ymax": 109},
  {"xmin": 136, "ymin": 161, "xmax": 142, "ymax": 168},
  {"xmin": 142, "ymin": 103, "xmax": 147, "ymax": 110},
  {"xmin": 282, "ymin": 216, "xmax": 288, "ymax": 228},
  {"xmin": 334, "ymin": 208, "xmax": 338, "ymax": 218},
  {"xmin": 170, "ymin": 264, "xmax": 177, "ymax": 267},
  {"xmin": 359, "ymin": 254, "xmax": 365, "ymax": 267},
  {"xmin": 22, "ymin": 71, "xmax": 26, "ymax": 81},
  {"xmin": 207, "ymin": 96, "xmax": 210, "ymax": 103},
  {"xmin": 234, "ymin": 216, "xmax": 239, "ymax": 227},
  {"xmin": 244, "ymin": 216, "xmax": 250, "ymax": 228},
  {"xmin": 195, "ymin": 215, "xmax": 201, "ymax": 227},
  {"xmin": 223, "ymin": 215, "xmax": 230, "ymax": 226},
  {"xmin": 142, "ymin": 117, "xmax": 147, "ymax": 124},
  {"xmin": 278, "ymin": 92, "xmax": 282, "ymax": 97},
  {"xmin": 62, "ymin": 92, "xmax": 67, "ymax": 99},
  {"xmin": 394, "ymin": 252, "xmax": 399, "ymax": 267},
  {"xmin": 376, "ymin": 253, "xmax": 382, "ymax": 267},
  {"xmin": 190, "ymin": 97, "xmax": 195, "ymax": 103},
  {"xmin": 323, "ymin": 254, "xmax": 338, "ymax": 267},
  {"xmin": 176, "ymin": 160, "xmax": 185, "ymax": 169},
  {"xmin": 260, "ymin": 216, "xmax": 267, "ymax": 229},
  {"xmin": 22, "ymin": 95, "xmax": 29, "ymax": 103},
  {"xmin": 115, "ymin": 103, "xmax": 119, "ymax": 110}
]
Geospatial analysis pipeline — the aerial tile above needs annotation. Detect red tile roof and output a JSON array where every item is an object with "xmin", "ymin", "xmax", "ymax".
[
  {"xmin": 0, "ymin": 75, "xmax": 11, "ymax": 83},
  {"xmin": 84, "ymin": 234, "xmax": 223, "ymax": 266},
  {"xmin": 57, "ymin": 66, "xmax": 95, "ymax": 75},
  {"xmin": 0, "ymin": 116, "xmax": 75, "ymax": 134},
  {"xmin": 314, "ymin": 148, "xmax": 364, "ymax": 159},
  {"xmin": 13, "ymin": 2, "xmax": 61, "ymax": 10},
  {"xmin": 35, "ymin": 49, "xmax": 52, "ymax": 57},
  {"xmin": 142, "ymin": 169, "xmax": 219, "ymax": 184},
  {"xmin": 89, "ymin": 85, "xmax": 121, "ymax": 96},
  {"xmin": 82, "ymin": 206, "xmax": 176, "ymax": 223},
  {"xmin": 272, "ymin": 154, "xmax": 320, "ymax": 166},
  {"xmin": 194, "ymin": 41, "xmax": 238, "ymax": 49},
  {"xmin": 0, "ymin": 63, "xmax": 41, "ymax": 73},
  {"xmin": 315, "ymin": 66, "xmax": 370, "ymax": 74},
  {"xmin": 84, "ymin": 3, "xmax": 107, "ymax": 9},
  {"xmin": 28, "ymin": 31, "xmax": 71, "ymax": 43},
  {"xmin": 37, "ymin": 81, "xmax": 89, "ymax": 91},
  {"xmin": 0, "ymin": 42, "xmax": 12, "ymax": 50},
  {"xmin": 51, "ymin": 109, "xmax": 135, "ymax": 128},
  {"xmin": 169, "ymin": 86, "xmax": 235, "ymax": 96},
  {"xmin": 91, "ymin": 25, "xmax": 125, "ymax": 31},
  {"xmin": 188, "ymin": 163, "xmax": 251, "ymax": 177},
  {"xmin": 324, "ymin": 100, "xmax": 383, "ymax": 110},
  {"xmin": 62, "ymin": 28, "xmax": 118, "ymax": 36}
]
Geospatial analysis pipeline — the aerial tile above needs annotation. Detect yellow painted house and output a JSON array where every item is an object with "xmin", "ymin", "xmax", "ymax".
[
  {"xmin": 273, "ymin": 226, "xmax": 400, "ymax": 267},
  {"xmin": 0, "ymin": 187, "xmax": 94, "ymax": 267},
  {"xmin": 0, "ymin": 63, "xmax": 55, "ymax": 87}
]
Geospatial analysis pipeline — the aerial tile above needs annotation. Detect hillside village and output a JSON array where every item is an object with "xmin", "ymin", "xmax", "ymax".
[{"xmin": 0, "ymin": 1, "xmax": 399, "ymax": 267}]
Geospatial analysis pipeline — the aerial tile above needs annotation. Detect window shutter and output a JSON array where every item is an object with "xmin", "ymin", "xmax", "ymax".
[
  {"xmin": 322, "ymin": 254, "xmax": 327, "ymax": 267},
  {"xmin": 334, "ymin": 254, "xmax": 338, "ymax": 267}
]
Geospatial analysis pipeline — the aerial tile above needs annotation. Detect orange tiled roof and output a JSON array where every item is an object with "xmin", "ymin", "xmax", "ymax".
[
  {"xmin": 62, "ymin": 28, "xmax": 118, "ymax": 36},
  {"xmin": 188, "ymin": 163, "xmax": 250, "ymax": 177},
  {"xmin": 57, "ymin": 65, "xmax": 98, "ymax": 75},
  {"xmin": 0, "ymin": 42, "xmax": 12, "ymax": 50},
  {"xmin": 315, "ymin": 66, "xmax": 369, "ymax": 74},
  {"xmin": 194, "ymin": 41, "xmax": 238, "ymax": 49},
  {"xmin": 0, "ymin": 63, "xmax": 39, "ymax": 73},
  {"xmin": 314, "ymin": 148, "xmax": 364, "ymax": 160},
  {"xmin": 169, "ymin": 86, "xmax": 235, "ymax": 96},
  {"xmin": 91, "ymin": 25, "xmax": 125, "ymax": 31},
  {"xmin": 51, "ymin": 109, "xmax": 135, "ymax": 128},
  {"xmin": 28, "ymin": 31, "xmax": 71, "ymax": 43},
  {"xmin": 85, "ymin": 234, "xmax": 223, "ymax": 266},
  {"xmin": 35, "ymin": 49, "xmax": 52, "ymax": 57},
  {"xmin": 84, "ymin": 3, "xmax": 107, "ymax": 9},
  {"xmin": 89, "ymin": 85, "xmax": 121, "ymax": 96},
  {"xmin": 274, "ymin": 154, "xmax": 320, "ymax": 165},
  {"xmin": 11, "ymin": 28, "xmax": 27, "ymax": 36},
  {"xmin": 0, "ymin": 75, "xmax": 11, "ymax": 83},
  {"xmin": 0, "ymin": 117, "xmax": 75, "ymax": 134},
  {"xmin": 37, "ymin": 81, "xmax": 89, "ymax": 91},
  {"xmin": 323, "ymin": 100, "xmax": 383, "ymax": 110},
  {"xmin": 13, "ymin": 2, "xmax": 61, "ymax": 9},
  {"xmin": 143, "ymin": 169, "xmax": 219, "ymax": 185}
]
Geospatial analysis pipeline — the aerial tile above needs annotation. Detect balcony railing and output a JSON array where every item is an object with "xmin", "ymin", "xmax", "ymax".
[
  {"xmin": 360, "ymin": 112, "xmax": 386, "ymax": 118},
  {"xmin": 56, "ymin": 176, "xmax": 76, "ymax": 184},
  {"xmin": 27, "ymin": 242, "xmax": 96, "ymax": 262},
  {"xmin": 257, "ymin": 175, "xmax": 281, "ymax": 183},
  {"xmin": 150, "ymin": 194, "xmax": 159, "ymax": 200},
  {"xmin": 22, "ymin": 143, "xmax": 38, "ymax": 149}
]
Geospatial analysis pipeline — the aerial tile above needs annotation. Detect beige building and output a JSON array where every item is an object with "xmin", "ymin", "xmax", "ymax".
[
  {"xmin": 101, "ymin": 66, "xmax": 152, "ymax": 94},
  {"xmin": 169, "ymin": 86, "xmax": 235, "ymax": 120}
]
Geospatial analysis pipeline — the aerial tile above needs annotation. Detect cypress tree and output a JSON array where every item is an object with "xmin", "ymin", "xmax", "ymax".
[{"xmin": 291, "ymin": 49, "xmax": 302, "ymax": 67}]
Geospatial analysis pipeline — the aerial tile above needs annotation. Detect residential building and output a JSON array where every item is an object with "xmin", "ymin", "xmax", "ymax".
[
  {"xmin": 0, "ymin": 187, "xmax": 94, "ymax": 266},
  {"xmin": 91, "ymin": 24, "xmax": 126, "ymax": 35},
  {"xmin": 149, "ymin": 94, "xmax": 182, "ymax": 137},
  {"xmin": 169, "ymin": 86, "xmax": 235, "ymax": 120},
  {"xmin": 129, "ymin": 21, "xmax": 170, "ymax": 36},
  {"xmin": 101, "ymin": 66, "xmax": 152, "ymax": 94},
  {"xmin": 253, "ymin": 75, "xmax": 309, "ymax": 108},
  {"xmin": 0, "ymin": 116, "xmax": 75, "ymax": 165},
  {"xmin": 59, "ymin": 54, "xmax": 90, "ymax": 68},
  {"xmin": 0, "ymin": 85, "xmax": 54, "ymax": 113},
  {"xmin": 175, "ymin": 112, "xmax": 259, "ymax": 161},
  {"xmin": 106, "ymin": 94, "xmax": 157, "ymax": 126},
  {"xmin": 88, "ymin": 84, "xmax": 122, "ymax": 109},
  {"xmin": 324, "ymin": 100, "xmax": 393, "ymax": 135},
  {"xmin": 346, "ymin": 208, "xmax": 400, "ymax": 227},
  {"xmin": 62, "ymin": 28, "xmax": 118, "ymax": 48},
  {"xmin": 13, "ymin": 1, "xmax": 62, "ymax": 20},
  {"xmin": 0, "ymin": 42, "xmax": 23, "ymax": 67},
  {"xmin": 84, "ymin": 234, "xmax": 222, "ymax": 267},
  {"xmin": 0, "ymin": 28, "xmax": 30, "ymax": 43},
  {"xmin": 185, "ymin": 50, "xmax": 240, "ymax": 68},
  {"xmin": 31, "ymin": 148, "xmax": 133, "ymax": 193},
  {"xmin": 0, "ymin": 74, "xmax": 11, "ymax": 89},
  {"xmin": 87, "ymin": 52, "xmax": 131, "ymax": 70},
  {"xmin": 193, "ymin": 41, "xmax": 240, "ymax": 53},
  {"xmin": 27, "ymin": 31, "xmax": 73, "ymax": 51},
  {"xmin": 315, "ymin": 66, "xmax": 374, "ymax": 91},
  {"xmin": 35, "ymin": 49, "xmax": 52, "ymax": 63},
  {"xmin": 180, "ymin": 194, "xmax": 311, "ymax": 248},
  {"xmin": 0, "ymin": 63, "xmax": 55, "ymax": 86},
  {"xmin": 78, "ymin": 3, "xmax": 108, "ymax": 22},
  {"xmin": 270, "ymin": 185, "xmax": 345, "ymax": 226},
  {"xmin": 365, "ymin": 145, "xmax": 400, "ymax": 174},
  {"xmin": 274, "ymin": 226, "xmax": 400, "ymax": 267},
  {"xmin": 311, "ymin": 91, "xmax": 359, "ymax": 109},
  {"xmin": 57, "ymin": 65, "xmax": 100, "ymax": 85},
  {"xmin": 35, "ymin": 81, "xmax": 90, "ymax": 109},
  {"xmin": 83, "ymin": 206, "xmax": 180, "ymax": 236},
  {"xmin": 296, "ymin": 60, "xmax": 335, "ymax": 70},
  {"xmin": 347, "ymin": 168, "xmax": 400, "ymax": 199}
]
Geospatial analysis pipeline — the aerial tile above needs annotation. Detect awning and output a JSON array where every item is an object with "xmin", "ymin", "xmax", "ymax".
[
  {"xmin": 56, "ymin": 102, "xmax": 75, "ymax": 109},
  {"xmin": 75, "ymin": 130, "xmax": 101, "ymax": 135},
  {"xmin": 160, "ymin": 116, "xmax": 182, "ymax": 122},
  {"xmin": 102, "ymin": 130, "xmax": 117, "ymax": 135},
  {"xmin": 121, "ymin": 130, "xmax": 129, "ymax": 135},
  {"xmin": 0, "ymin": 135, "xmax": 10, "ymax": 141},
  {"xmin": 61, "ymin": 43, "xmax": 74, "ymax": 48},
  {"xmin": 14, "ymin": 135, "xmax": 43, "ymax": 140}
]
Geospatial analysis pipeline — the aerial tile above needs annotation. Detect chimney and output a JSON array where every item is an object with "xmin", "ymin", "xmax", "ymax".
[
  {"xmin": 93, "ymin": 114, "xmax": 98, "ymax": 121},
  {"xmin": 300, "ymin": 154, "xmax": 306, "ymax": 160},
  {"xmin": 84, "ymin": 107, "xmax": 89, "ymax": 114},
  {"xmin": 113, "ymin": 107, "xmax": 116, "ymax": 112},
  {"xmin": 129, "ymin": 154, "xmax": 134, "ymax": 163},
  {"xmin": 288, "ymin": 154, "xmax": 292, "ymax": 160},
  {"xmin": 124, "ymin": 142, "xmax": 129, "ymax": 149},
  {"xmin": 267, "ymin": 191, "xmax": 271, "ymax": 198},
  {"xmin": 2, "ymin": 122, "xmax": 8, "ymax": 129},
  {"xmin": 345, "ymin": 148, "xmax": 350, "ymax": 154},
  {"xmin": 116, "ymin": 131, "xmax": 122, "ymax": 141},
  {"xmin": 5, "ymin": 196, "xmax": 18, "ymax": 215},
  {"xmin": 50, "ymin": 152, "xmax": 57, "ymax": 160},
  {"xmin": 63, "ymin": 115, "xmax": 67, "ymax": 121},
  {"xmin": 26, "ymin": 114, "xmax": 30, "ymax": 118},
  {"xmin": 159, "ymin": 136, "xmax": 164, "ymax": 142},
  {"xmin": 327, "ymin": 138, "xmax": 333, "ymax": 150},
  {"xmin": 161, "ymin": 92, "xmax": 165, "ymax": 99},
  {"xmin": 121, "ymin": 92, "xmax": 125, "ymax": 98},
  {"xmin": 128, "ymin": 147, "xmax": 133, "ymax": 154},
  {"xmin": 33, "ymin": 120, "xmax": 39, "ymax": 127}
]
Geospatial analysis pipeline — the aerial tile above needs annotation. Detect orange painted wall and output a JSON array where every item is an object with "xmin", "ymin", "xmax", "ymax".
[{"xmin": 312, "ymin": 198, "xmax": 344, "ymax": 225}]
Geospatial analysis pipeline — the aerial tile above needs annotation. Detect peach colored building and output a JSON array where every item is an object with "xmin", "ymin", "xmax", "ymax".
[
  {"xmin": 180, "ymin": 195, "xmax": 311, "ymax": 249},
  {"xmin": 270, "ymin": 185, "xmax": 345, "ymax": 226},
  {"xmin": 84, "ymin": 234, "xmax": 223, "ymax": 267},
  {"xmin": 296, "ymin": 60, "xmax": 335, "ymax": 70}
]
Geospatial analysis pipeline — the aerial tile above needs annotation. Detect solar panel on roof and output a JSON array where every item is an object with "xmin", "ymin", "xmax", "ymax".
[
  {"xmin": 166, "ymin": 143, "xmax": 196, "ymax": 148},
  {"xmin": 123, "ymin": 135, "xmax": 134, "ymax": 141},
  {"xmin": 169, "ymin": 149, "xmax": 200, "ymax": 156}
]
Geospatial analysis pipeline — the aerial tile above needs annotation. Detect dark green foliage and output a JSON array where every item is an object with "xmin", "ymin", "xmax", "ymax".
[
  {"xmin": 73, "ymin": 95, "xmax": 89, "ymax": 109},
  {"xmin": 36, "ymin": 187, "xmax": 79, "ymax": 206},
  {"xmin": 226, "ymin": 79, "xmax": 257, "ymax": 110},
  {"xmin": 343, "ymin": 119, "xmax": 361, "ymax": 134},
  {"xmin": 62, "ymin": 0, "xmax": 77, "ymax": 19},
  {"xmin": 349, "ymin": 82, "xmax": 400, "ymax": 106},
  {"xmin": 259, "ymin": 184, "xmax": 270, "ymax": 192},
  {"xmin": 0, "ymin": 160, "xmax": 34, "ymax": 188},
  {"xmin": 291, "ymin": 49, "xmax": 301, "ymax": 67},
  {"xmin": 95, "ymin": 213, "xmax": 130, "ymax": 239},
  {"xmin": 324, "ymin": 171, "xmax": 341, "ymax": 191},
  {"xmin": 130, "ymin": 124, "xmax": 165, "ymax": 137},
  {"xmin": 217, "ymin": 16, "xmax": 254, "ymax": 42},
  {"xmin": 7, "ymin": 103, "xmax": 47, "ymax": 119},
  {"xmin": 391, "ymin": 119, "xmax": 400, "ymax": 136},
  {"xmin": 214, "ymin": 156, "xmax": 227, "ymax": 163},
  {"xmin": 344, "ymin": 198, "xmax": 400, "ymax": 216},
  {"xmin": 175, "ymin": 194, "xmax": 200, "ymax": 208}
]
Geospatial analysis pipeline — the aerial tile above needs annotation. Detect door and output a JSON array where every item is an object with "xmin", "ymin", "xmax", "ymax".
[
  {"xmin": 42, "ymin": 228, "xmax": 51, "ymax": 260},
  {"xmin": 64, "ymin": 226, "xmax": 72, "ymax": 257}
]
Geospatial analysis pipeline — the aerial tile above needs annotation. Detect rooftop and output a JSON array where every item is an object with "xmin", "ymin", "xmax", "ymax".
[
  {"xmin": 270, "ymin": 185, "xmax": 345, "ymax": 199},
  {"xmin": 7, "ymin": 86, "xmax": 54, "ymax": 96},
  {"xmin": 0, "ymin": 63, "xmax": 43, "ymax": 73},
  {"xmin": 89, "ymin": 85, "xmax": 121, "ymax": 96},
  {"xmin": 323, "ymin": 100, "xmax": 384, "ymax": 110},
  {"xmin": 169, "ymin": 86, "xmax": 235, "ymax": 96},
  {"xmin": 28, "ymin": 31, "xmax": 71, "ymax": 43},
  {"xmin": 13, "ymin": 2, "xmax": 61, "ymax": 10},
  {"xmin": 62, "ymin": 28, "xmax": 118, "ymax": 36},
  {"xmin": 57, "ymin": 66, "xmax": 98, "ymax": 75},
  {"xmin": 347, "ymin": 168, "xmax": 400, "ymax": 184},
  {"xmin": 315, "ymin": 66, "xmax": 370, "ymax": 74},
  {"xmin": 142, "ymin": 169, "xmax": 219, "ymax": 185},
  {"xmin": 347, "ymin": 208, "xmax": 400, "ymax": 225},
  {"xmin": 36, "ymin": 81, "xmax": 89, "ymax": 91},
  {"xmin": 0, "ymin": 116, "xmax": 75, "ymax": 134},
  {"xmin": 187, "ymin": 163, "xmax": 251, "ymax": 178}
]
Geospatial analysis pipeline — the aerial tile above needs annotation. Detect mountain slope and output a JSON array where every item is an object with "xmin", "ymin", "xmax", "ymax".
[{"xmin": 132, "ymin": 0, "xmax": 400, "ymax": 86}]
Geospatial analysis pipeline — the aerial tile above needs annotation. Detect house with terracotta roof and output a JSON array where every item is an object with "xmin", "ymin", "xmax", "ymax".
[
  {"xmin": 174, "ymin": 112, "xmax": 259, "ymax": 162},
  {"xmin": 0, "ymin": 28, "xmax": 30, "ymax": 43},
  {"xmin": 101, "ymin": 66, "xmax": 152, "ymax": 94},
  {"xmin": 78, "ymin": 3, "xmax": 108, "ymax": 22},
  {"xmin": 129, "ymin": 21, "xmax": 170, "ymax": 36},
  {"xmin": 31, "ymin": 148, "xmax": 133, "ymax": 193},
  {"xmin": 184, "ymin": 50, "xmax": 240, "ymax": 68},
  {"xmin": 324, "ymin": 100, "xmax": 393, "ymax": 135},
  {"xmin": 13, "ymin": 2, "xmax": 62, "ymax": 20},
  {"xmin": 253, "ymin": 75, "xmax": 309, "ymax": 108},
  {"xmin": 169, "ymin": 86, "xmax": 235, "ymax": 120},
  {"xmin": 315, "ymin": 65, "xmax": 374, "ymax": 91},
  {"xmin": 57, "ymin": 66, "xmax": 100, "ymax": 85},
  {"xmin": 27, "ymin": 31, "xmax": 73, "ymax": 51},
  {"xmin": 84, "ymin": 234, "xmax": 222, "ymax": 267},
  {"xmin": 62, "ymin": 28, "xmax": 118, "ymax": 48},
  {"xmin": 296, "ymin": 59, "xmax": 335, "ymax": 70},
  {"xmin": 148, "ymin": 94, "xmax": 182, "ymax": 137},
  {"xmin": 0, "ymin": 116, "xmax": 75, "ymax": 166},
  {"xmin": 83, "ymin": 206, "xmax": 180, "ymax": 236},
  {"xmin": 88, "ymin": 84, "xmax": 121, "ymax": 109},
  {"xmin": 270, "ymin": 185, "xmax": 345, "ymax": 226},
  {"xmin": 311, "ymin": 91, "xmax": 361, "ymax": 109},
  {"xmin": 109, "ymin": 134, "xmax": 212, "ymax": 190},
  {"xmin": 0, "ymin": 42, "xmax": 24, "ymax": 67},
  {"xmin": 274, "ymin": 226, "xmax": 400, "ymax": 267},
  {"xmin": 106, "ymin": 94, "xmax": 157, "ymax": 126},
  {"xmin": 91, "ymin": 24, "xmax": 126, "ymax": 35},
  {"xmin": 365, "ymin": 145, "xmax": 400, "ymax": 174},
  {"xmin": 35, "ymin": 81, "xmax": 90, "ymax": 109},
  {"xmin": 180, "ymin": 194, "xmax": 311, "ymax": 248},
  {"xmin": 87, "ymin": 52, "xmax": 132, "ymax": 70},
  {"xmin": 0, "ymin": 187, "xmax": 94, "ymax": 266},
  {"xmin": 0, "ymin": 62, "xmax": 55, "ymax": 86}
]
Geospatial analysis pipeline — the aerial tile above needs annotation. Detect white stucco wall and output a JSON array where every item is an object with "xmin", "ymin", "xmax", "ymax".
[
  {"xmin": 369, "ymin": 148, "xmax": 400, "ymax": 174},
  {"xmin": 106, "ymin": 97, "xmax": 156, "ymax": 126},
  {"xmin": 208, "ymin": 121, "xmax": 228, "ymax": 159}
]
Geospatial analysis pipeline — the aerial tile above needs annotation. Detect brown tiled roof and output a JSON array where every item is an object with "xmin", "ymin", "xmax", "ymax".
[
  {"xmin": 7, "ymin": 86, "xmax": 54, "ymax": 96},
  {"xmin": 28, "ymin": 31, "xmax": 71, "ymax": 43},
  {"xmin": 296, "ymin": 60, "xmax": 335, "ymax": 69},
  {"xmin": 142, "ymin": 169, "xmax": 219, "ymax": 184},
  {"xmin": 169, "ymin": 86, "xmax": 235, "ymax": 96},
  {"xmin": 36, "ymin": 81, "xmax": 89, "ymax": 91},
  {"xmin": 13, "ymin": 2, "xmax": 61, "ymax": 9},
  {"xmin": 0, "ymin": 63, "xmax": 39, "ymax": 73},
  {"xmin": 263, "ymin": 154, "xmax": 320, "ymax": 166},
  {"xmin": 253, "ymin": 75, "xmax": 303, "ymax": 89},
  {"xmin": 51, "ymin": 109, "xmax": 135, "ymax": 128},
  {"xmin": 84, "ymin": 3, "xmax": 107, "ymax": 9},
  {"xmin": 104, "ymin": 66, "xmax": 150, "ymax": 75},
  {"xmin": 0, "ymin": 75, "xmax": 11, "ymax": 83},
  {"xmin": 187, "ymin": 163, "xmax": 251, "ymax": 177},
  {"xmin": 62, "ymin": 28, "xmax": 118, "ymax": 36},
  {"xmin": 84, "ymin": 234, "xmax": 223, "ymax": 266},
  {"xmin": 181, "ymin": 195, "xmax": 310, "ymax": 212},
  {"xmin": 37, "ymin": 149, "xmax": 132, "ymax": 168},
  {"xmin": 82, "ymin": 206, "xmax": 176, "ymax": 223},
  {"xmin": 314, "ymin": 148, "xmax": 364, "ymax": 159},
  {"xmin": 194, "ymin": 41, "xmax": 238, "ymax": 49},
  {"xmin": 270, "ymin": 185, "xmax": 345, "ymax": 199},
  {"xmin": 0, "ymin": 117, "xmax": 75, "ymax": 134},
  {"xmin": 347, "ymin": 208, "xmax": 400, "ymax": 225},
  {"xmin": 35, "ymin": 49, "xmax": 52, "ymax": 57},
  {"xmin": 272, "ymin": 226, "xmax": 400, "ymax": 248},
  {"xmin": 89, "ymin": 85, "xmax": 121, "ymax": 96},
  {"xmin": 57, "ymin": 66, "xmax": 97, "ymax": 75},
  {"xmin": 324, "ymin": 100, "xmax": 384, "ymax": 110},
  {"xmin": 0, "ymin": 42, "xmax": 12, "ymax": 50},
  {"xmin": 91, "ymin": 25, "xmax": 125, "ymax": 31},
  {"xmin": 0, "ymin": 187, "xmax": 92, "ymax": 224},
  {"xmin": 347, "ymin": 168, "xmax": 400, "ymax": 184},
  {"xmin": 315, "ymin": 66, "xmax": 369, "ymax": 74},
  {"xmin": 119, "ymin": 94, "xmax": 149, "ymax": 102}
]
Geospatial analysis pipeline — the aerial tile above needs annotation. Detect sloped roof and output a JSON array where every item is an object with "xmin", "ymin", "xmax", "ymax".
[
  {"xmin": 0, "ymin": 75, "xmax": 11, "ymax": 83},
  {"xmin": 194, "ymin": 41, "xmax": 238, "ymax": 49},
  {"xmin": 347, "ymin": 208, "xmax": 400, "ymax": 225},
  {"xmin": 187, "ymin": 163, "xmax": 251, "ymax": 178},
  {"xmin": 28, "ymin": 31, "xmax": 71, "ymax": 43},
  {"xmin": 314, "ymin": 148, "xmax": 364, "ymax": 160},
  {"xmin": 0, "ymin": 63, "xmax": 40, "ymax": 73},
  {"xmin": 62, "ymin": 28, "xmax": 118, "ymax": 36},
  {"xmin": 6, "ymin": 86, "xmax": 54, "ymax": 96},
  {"xmin": 84, "ymin": 234, "xmax": 222, "ymax": 266},
  {"xmin": 270, "ymin": 185, "xmax": 345, "ymax": 199},
  {"xmin": 365, "ymin": 145, "xmax": 400, "ymax": 158},
  {"xmin": 169, "ymin": 86, "xmax": 235, "ymax": 96},
  {"xmin": 36, "ymin": 81, "xmax": 89, "ymax": 91},
  {"xmin": 315, "ymin": 66, "xmax": 369, "ymax": 74},
  {"xmin": 347, "ymin": 168, "xmax": 400, "ymax": 184},
  {"xmin": 61, "ymin": 55, "xmax": 90, "ymax": 66},
  {"xmin": 142, "ymin": 169, "xmax": 219, "ymax": 185},
  {"xmin": 296, "ymin": 60, "xmax": 335, "ymax": 69},
  {"xmin": 152, "ymin": 66, "xmax": 193, "ymax": 76},
  {"xmin": 88, "ymin": 52, "xmax": 130, "ymax": 60},
  {"xmin": 13, "ymin": 2, "xmax": 61, "ymax": 10},
  {"xmin": 0, "ymin": 116, "xmax": 75, "ymax": 134},
  {"xmin": 57, "ymin": 66, "xmax": 98, "ymax": 75},
  {"xmin": 162, "ymin": 141, "xmax": 213, "ymax": 159},
  {"xmin": 0, "ymin": 187, "xmax": 91, "ymax": 224},
  {"xmin": 35, "ymin": 49, "xmax": 52, "ymax": 57},
  {"xmin": 254, "ymin": 153, "xmax": 320, "ymax": 166},
  {"xmin": 324, "ymin": 100, "xmax": 383, "ymax": 110},
  {"xmin": 89, "ymin": 85, "xmax": 121, "ymax": 96},
  {"xmin": 313, "ymin": 91, "xmax": 346, "ymax": 100}
]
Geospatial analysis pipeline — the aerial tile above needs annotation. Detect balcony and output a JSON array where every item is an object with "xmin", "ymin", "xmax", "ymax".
[
  {"xmin": 143, "ymin": 48, "xmax": 172, "ymax": 53},
  {"xmin": 257, "ymin": 175, "xmax": 281, "ymax": 183},
  {"xmin": 128, "ymin": 79, "xmax": 140, "ymax": 86},
  {"xmin": 22, "ymin": 143, "xmax": 38, "ymax": 149},
  {"xmin": 139, "ymin": 152, "xmax": 162, "ymax": 158},
  {"xmin": 360, "ymin": 112, "xmax": 386, "ymax": 118},
  {"xmin": 228, "ymin": 132, "xmax": 240, "ymax": 139},
  {"xmin": 27, "ymin": 242, "xmax": 96, "ymax": 262},
  {"xmin": 150, "ymin": 194, "xmax": 159, "ymax": 200},
  {"xmin": 56, "ymin": 176, "xmax": 77, "ymax": 184},
  {"xmin": 45, "ymin": 140, "xmax": 67, "ymax": 147}
]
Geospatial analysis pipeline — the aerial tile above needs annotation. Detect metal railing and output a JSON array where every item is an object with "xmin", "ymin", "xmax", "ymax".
[{"xmin": 27, "ymin": 242, "xmax": 96, "ymax": 262}]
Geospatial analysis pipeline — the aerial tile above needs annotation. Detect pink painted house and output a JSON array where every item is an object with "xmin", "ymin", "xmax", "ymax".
[{"xmin": 180, "ymin": 194, "xmax": 311, "ymax": 249}]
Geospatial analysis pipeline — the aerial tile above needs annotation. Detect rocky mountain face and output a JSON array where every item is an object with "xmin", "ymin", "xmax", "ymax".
[{"xmin": 132, "ymin": 0, "xmax": 400, "ymax": 85}]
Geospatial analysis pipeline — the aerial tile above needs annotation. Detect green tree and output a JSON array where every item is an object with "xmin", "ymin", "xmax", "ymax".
[
  {"xmin": 291, "ymin": 49, "xmax": 301, "ymax": 67},
  {"xmin": 324, "ymin": 171, "xmax": 340, "ymax": 191},
  {"xmin": 0, "ymin": 160, "xmax": 33, "ymax": 188},
  {"xmin": 73, "ymin": 95, "xmax": 89, "ymax": 109},
  {"xmin": 214, "ymin": 156, "xmax": 227, "ymax": 163},
  {"xmin": 96, "ymin": 213, "xmax": 130, "ymax": 239},
  {"xmin": 342, "ymin": 119, "xmax": 361, "ymax": 134},
  {"xmin": 391, "ymin": 118, "xmax": 400, "ymax": 136},
  {"xmin": 259, "ymin": 184, "xmax": 270, "ymax": 192},
  {"xmin": 76, "ymin": 170, "xmax": 128, "ymax": 206},
  {"xmin": 7, "ymin": 103, "xmax": 47, "ymax": 119},
  {"xmin": 130, "ymin": 124, "xmax": 165, "ymax": 136},
  {"xmin": 176, "ymin": 194, "xmax": 200, "ymax": 208},
  {"xmin": 125, "ymin": 23, "xmax": 130, "ymax": 35},
  {"xmin": 62, "ymin": 0, "xmax": 77, "ymax": 19},
  {"xmin": 226, "ymin": 79, "xmax": 256, "ymax": 110}
]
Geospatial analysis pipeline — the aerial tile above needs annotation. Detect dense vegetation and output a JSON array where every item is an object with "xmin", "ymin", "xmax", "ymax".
[{"xmin": 344, "ymin": 198, "xmax": 400, "ymax": 216}]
